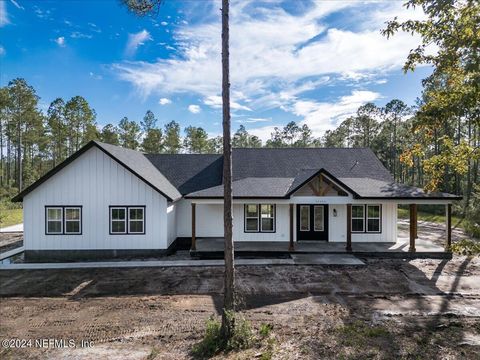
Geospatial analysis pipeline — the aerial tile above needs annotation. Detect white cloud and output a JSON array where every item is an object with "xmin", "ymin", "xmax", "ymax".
[
  {"xmin": 0, "ymin": 1, "xmax": 9, "ymax": 27},
  {"xmin": 188, "ymin": 104, "xmax": 201, "ymax": 114},
  {"xmin": 89, "ymin": 72, "xmax": 102, "ymax": 80},
  {"xmin": 10, "ymin": 0, "xmax": 23, "ymax": 10},
  {"xmin": 114, "ymin": 1, "xmax": 424, "ymax": 132},
  {"xmin": 159, "ymin": 97, "xmax": 171, "ymax": 105},
  {"xmin": 125, "ymin": 29, "xmax": 152, "ymax": 56},
  {"xmin": 236, "ymin": 117, "xmax": 271, "ymax": 124},
  {"xmin": 161, "ymin": 21, "xmax": 168, "ymax": 26},
  {"xmin": 71, "ymin": 31, "xmax": 92, "ymax": 39},
  {"xmin": 203, "ymin": 95, "xmax": 252, "ymax": 111},
  {"xmin": 0, "ymin": 45, "xmax": 5, "ymax": 56},
  {"xmin": 54, "ymin": 36, "xmax": 66, "ymax": 47}
]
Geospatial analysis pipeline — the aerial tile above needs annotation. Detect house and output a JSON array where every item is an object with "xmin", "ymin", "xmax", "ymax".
[{"xmin": 12, "ymin": 141, "xmax": 460, "ymax": 260}]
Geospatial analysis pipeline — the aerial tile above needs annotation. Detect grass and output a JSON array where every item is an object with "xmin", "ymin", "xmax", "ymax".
[
  {"xmin": 398, "ymin": 208, "xmax": 464, "ymax": 229},
  {"xmin": 450, "ymin": 239, "xmax": 480, "ymax": 256},
  {"xmin": 191, "ymin": 313, "xmax": 254, "ymax": 359},
  {"xmin": 0, "ymin": 208, "xmax": 23, "ymax": 228}
]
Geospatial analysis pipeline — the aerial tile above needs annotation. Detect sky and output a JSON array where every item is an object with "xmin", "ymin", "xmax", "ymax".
[{"xmin": 0, "ymin": 0, "xmax": 432, "ymax": 141}]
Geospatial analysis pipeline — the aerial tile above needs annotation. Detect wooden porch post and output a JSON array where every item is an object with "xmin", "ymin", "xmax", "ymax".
[
  {"xmin": 346, "ymin": 204, "xmax": 352, "ymax": 252},
  {"xmin": 289, "ymin": 204, "xmax": 294, "ymax": 251},
  {"xmin": 409, "ymin": 204, "xmax": 416, "ymax": 252},
  {"xmin": 446, "ymin": 203, "xmax": 452, "ymax": 251},
  {"xmin": 191, "ymin": 202, "xmax": 196, "ymax": 251}
]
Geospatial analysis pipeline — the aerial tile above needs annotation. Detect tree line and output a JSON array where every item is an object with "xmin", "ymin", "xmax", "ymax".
[{"xmin": 1, "ymin": 77, "xmax": 478, "ymax": 201}]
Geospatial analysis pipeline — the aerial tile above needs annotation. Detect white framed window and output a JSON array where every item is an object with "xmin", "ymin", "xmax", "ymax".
[
  {"xmin": 65, "ymin": 207, "xmax": 82, "ymax": 234},
  {"xmin": 351, "ymin": 205, "xmax": 365, "ymax": 232},
  {"xmin": 244, "ymin": 204, "xmax": 259, "ymax": 232},
  {"xmin": 110, "ymin": 206, "xmax": 145, "ymax": 235},
  {"xmin": 46, "ymin": 207, "xmax": 63, "ymax": 234},
  {"xmin": 366, "ymin": 205, "xmax": 381, "ymax": 233},
  {"xmin": 300, "ymin": 205, "xmax": 310, "ymax": 231},
  {"xmin": 314, "ymin": 205, "xmax": 324, "ymax": 231},
  {"xmin": 110, "ymin": 207, "xmax": 127, "ymax": 234},
  {"xmin": 128, "ymin": 207, "xmax": 145, "ymax": 234},
  {"xmin": 260, "ymin": 204, "xmax": 275, "ymax": 232}
]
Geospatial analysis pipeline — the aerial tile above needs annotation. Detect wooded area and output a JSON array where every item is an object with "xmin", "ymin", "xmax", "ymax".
[{"xmin": 1, "ymin": 0, "xmax": 478, "ymax": 238}]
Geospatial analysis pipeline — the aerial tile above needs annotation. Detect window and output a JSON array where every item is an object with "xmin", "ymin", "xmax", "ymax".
[
  {"xmin": 46, "ymin": 207, "xmax": 63, "ymax": 234},
  {"xmin": 314, "ymin": 205, "xmax": 324, "ymax": 231},
  {"xmin": 45, "ymin": 206, "xmax": 82, "ymax": 235},
  {"xmin": 366, "ymin": 205, "xmax": 381, "ymax": 233},
  {"xmin": 300, "ymin": 205, "xmax": 310, "ymax": 231},
  {"xmin": 260, "ymin": 205, "xmax": 275, "ymax": 232},
  {"xmin": 129, "ymin": 207, "xmax": 145, "ymax": 234},
  {"xmin": 245, "ymin": 204, "xmax": 259, "ymax": 232},
  {"xmin": 110, "ymin": 206, "xmax": 145, "ymax": 235},
  {"xmin": 351, "ymin": 205, "xmax": 365, "ymax": 232},
  {"xmin": 110, "ymin": 207, "xmax": 127, "ymax": 234},
  {"xmin": 244, "ymin": 204, "xmax": 276, "ymax": 233},
  {"xmin": 65, "ymin": 207, "xmax": 81, "ymax": 234},
  {"xmin": 351, "ymin": 205, "xmax": 382, "ymax": 233}
]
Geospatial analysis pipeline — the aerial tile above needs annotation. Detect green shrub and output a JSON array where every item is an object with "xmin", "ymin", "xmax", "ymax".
[
  {"xmin": 191, "ymin": 313, "xmax": 254, "ymax": 359},
  {"xmin": 259, "ymin": 323, "xmax": 273, "ymax": 338},
  {"xmin": 451, "ymin": 239, "xmax": 480, "ymax": 256}
]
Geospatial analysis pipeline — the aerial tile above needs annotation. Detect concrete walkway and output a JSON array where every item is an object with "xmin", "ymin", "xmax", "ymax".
[
  {"xmin": 0, "ymin": 253, "xmax": 368, "ymax": 270},
  {"xmin": 0, "ymin": 223, "xmax": 23, "ymax": 232}
]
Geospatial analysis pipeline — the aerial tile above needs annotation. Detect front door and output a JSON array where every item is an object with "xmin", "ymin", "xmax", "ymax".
[{"xmin": 296, "ymin": 204, "xmax": 328, "ymax": 241}]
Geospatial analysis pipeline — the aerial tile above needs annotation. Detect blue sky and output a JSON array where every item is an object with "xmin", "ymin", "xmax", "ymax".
[{"xmin": 0, "ymin": 0, "xmax": 430, "ymax": 140}]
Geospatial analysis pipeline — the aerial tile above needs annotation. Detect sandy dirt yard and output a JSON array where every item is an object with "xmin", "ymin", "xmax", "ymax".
[{"xmin": 0, "ymin": 256, "xmax": 479, "ymax": 360}]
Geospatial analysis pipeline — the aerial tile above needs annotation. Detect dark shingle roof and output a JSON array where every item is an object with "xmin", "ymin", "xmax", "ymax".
[
  {"xmin": 95, "ymin": 142, "xmax": 182, "ymax": 201},
  {"xmin": 13, "ymin": 143, "xmax": 461, "ymax": 202},
  {"xmin": 186, "ymin": 177, "xmax": 295, "ymax": 198}
]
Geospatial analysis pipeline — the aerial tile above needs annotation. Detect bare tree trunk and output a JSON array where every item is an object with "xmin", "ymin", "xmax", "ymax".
[{"xmin": 220, "ymin": 0, "xmax": 235, "ymax": 339}]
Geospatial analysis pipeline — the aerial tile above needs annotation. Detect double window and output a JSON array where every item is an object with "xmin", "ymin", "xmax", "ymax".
[
  {"xmin": 244, "ymin": 204, "xmax": 275, "ymax": 233},
  {"xmin": 45, "ymin": 206, "xmax": 82, "ymax": 235},
  {"xmin": 351, "ymin": 204, "xmax": 381, "ymax": 233},
  {"xmin": 110, "ymin": 206, "xmax": 145, "ymax": 235}
]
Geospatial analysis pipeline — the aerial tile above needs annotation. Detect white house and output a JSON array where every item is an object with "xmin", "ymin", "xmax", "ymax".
[{"xmin": 12, "ymin": 141, "xmax": 460, "ymax": 260}]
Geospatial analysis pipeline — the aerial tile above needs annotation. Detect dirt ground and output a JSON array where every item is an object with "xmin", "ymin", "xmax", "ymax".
[
  {"xmin": 0, "ymin": 233, "xmax": 23, "ymax": 254},
  {"xmin": 1, "ymin": 256, "xmax": 479, "ymax": 359}
]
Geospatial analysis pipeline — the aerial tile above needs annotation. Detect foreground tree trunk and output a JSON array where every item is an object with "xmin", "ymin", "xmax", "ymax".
[{"xmin": 221, "ymin": 0, "xmax": 235, "ymax": 339}]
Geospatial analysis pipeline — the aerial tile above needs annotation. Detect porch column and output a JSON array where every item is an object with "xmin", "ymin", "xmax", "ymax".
[
  {"xmin": 409, "ymin": 204, "xmax": 417, "ymax": 252},
  {"xmin": 289, "ymin": 204, "xmax": 294, "ymax": 251},
  {"xmin": 346, "ymin": 204, "xmax": 352, "ymax": 252},
  {"xmin": 446, "ymin": 203, "xmax": 452, "ymax": 251},
  {"xmin": 191, "ymin": 202, "xmax": 196, "ymax": 251}
]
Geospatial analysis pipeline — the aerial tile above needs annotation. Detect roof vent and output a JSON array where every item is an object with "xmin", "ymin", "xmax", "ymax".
[{"xmin": 350, "ymin": 160, "xmax": 359, "ymax": 171}]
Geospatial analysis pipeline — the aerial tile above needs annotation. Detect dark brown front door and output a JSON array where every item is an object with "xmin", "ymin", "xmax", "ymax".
[{"xmin": 296, "ymin": 204, "xmax": 328, "ymax": 241}]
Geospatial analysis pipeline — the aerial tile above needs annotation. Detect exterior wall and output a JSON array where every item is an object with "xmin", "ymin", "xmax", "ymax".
[
  {"xmin": 190, "ymin": 200, "xmax": 398, "ymax": 243},
  {"xmin": 351, "ymin": 202, "xmax": 397, "ymax": 242},
  {"xmin": 176, "ymin": 199, "xmax": 224, "ymax": 237},
  {"xmin": 167, "ymin": 203, "xmax": 177, "ymax": 246},
  {"xmin": 233, "ymin": 203, "xmax": 290, "ymax": 242},
  {"xmin": 23, "ymin": 147, "xmax": 169, "ymax": 251}
]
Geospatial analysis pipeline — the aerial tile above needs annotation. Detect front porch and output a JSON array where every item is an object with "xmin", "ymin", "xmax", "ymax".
[{"xmin": 190, "ymin": 237, "xmax": 450, "ymax": 259}]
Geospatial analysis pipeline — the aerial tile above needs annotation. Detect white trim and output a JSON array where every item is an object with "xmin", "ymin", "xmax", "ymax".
[
  {"xmin": 128, "ymin": 207, "xmax": 145, "ymax": 234},
  {"xmin": 313, "ymin": 205, "xmax": 324, "ymax": 231},
  {"xmin": 64, "ymin": 207, "xmax": 81, "ymax": 235},
  {"xmin": 299, "ymin": 205, "xmax": 310, "ymax": 231},
  {"xmin": 260, "ymin": 204, "xmax": 275, "ymax": 232},
  {"xmin": 244, "ymin": 204, "xmax": 259, "ymax": 232},
  {"xmin": 351, "ymin": 205, "xmax": 365, "ymax": 233},
  {"xmin": 110, "ymin": 207, "xmax": 127, "ymax": 234},
  {"xmin": 366, "ymin": 204, "xmax": 381, "ymax": 233},
  {"xmin": 46, "ymin": 207, "xmax": 63, "ymax": 234}
]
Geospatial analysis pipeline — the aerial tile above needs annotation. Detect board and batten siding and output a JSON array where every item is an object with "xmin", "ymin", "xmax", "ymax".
[
  {"xmin": 23, "ymin": 147, "xmax": 169, "ymax": 250},
  {"xmin": 175, "ymin": 200, "xmax": 224, "ymax": 237},
  {"xmin": 325, "ymin": 202, "xmax": 397, "ymax": 242}
]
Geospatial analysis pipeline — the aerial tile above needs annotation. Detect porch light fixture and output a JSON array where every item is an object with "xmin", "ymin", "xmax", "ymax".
[{"xmin": 333, "ymin": 208, "xmax": 337, "ymax": 217}]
